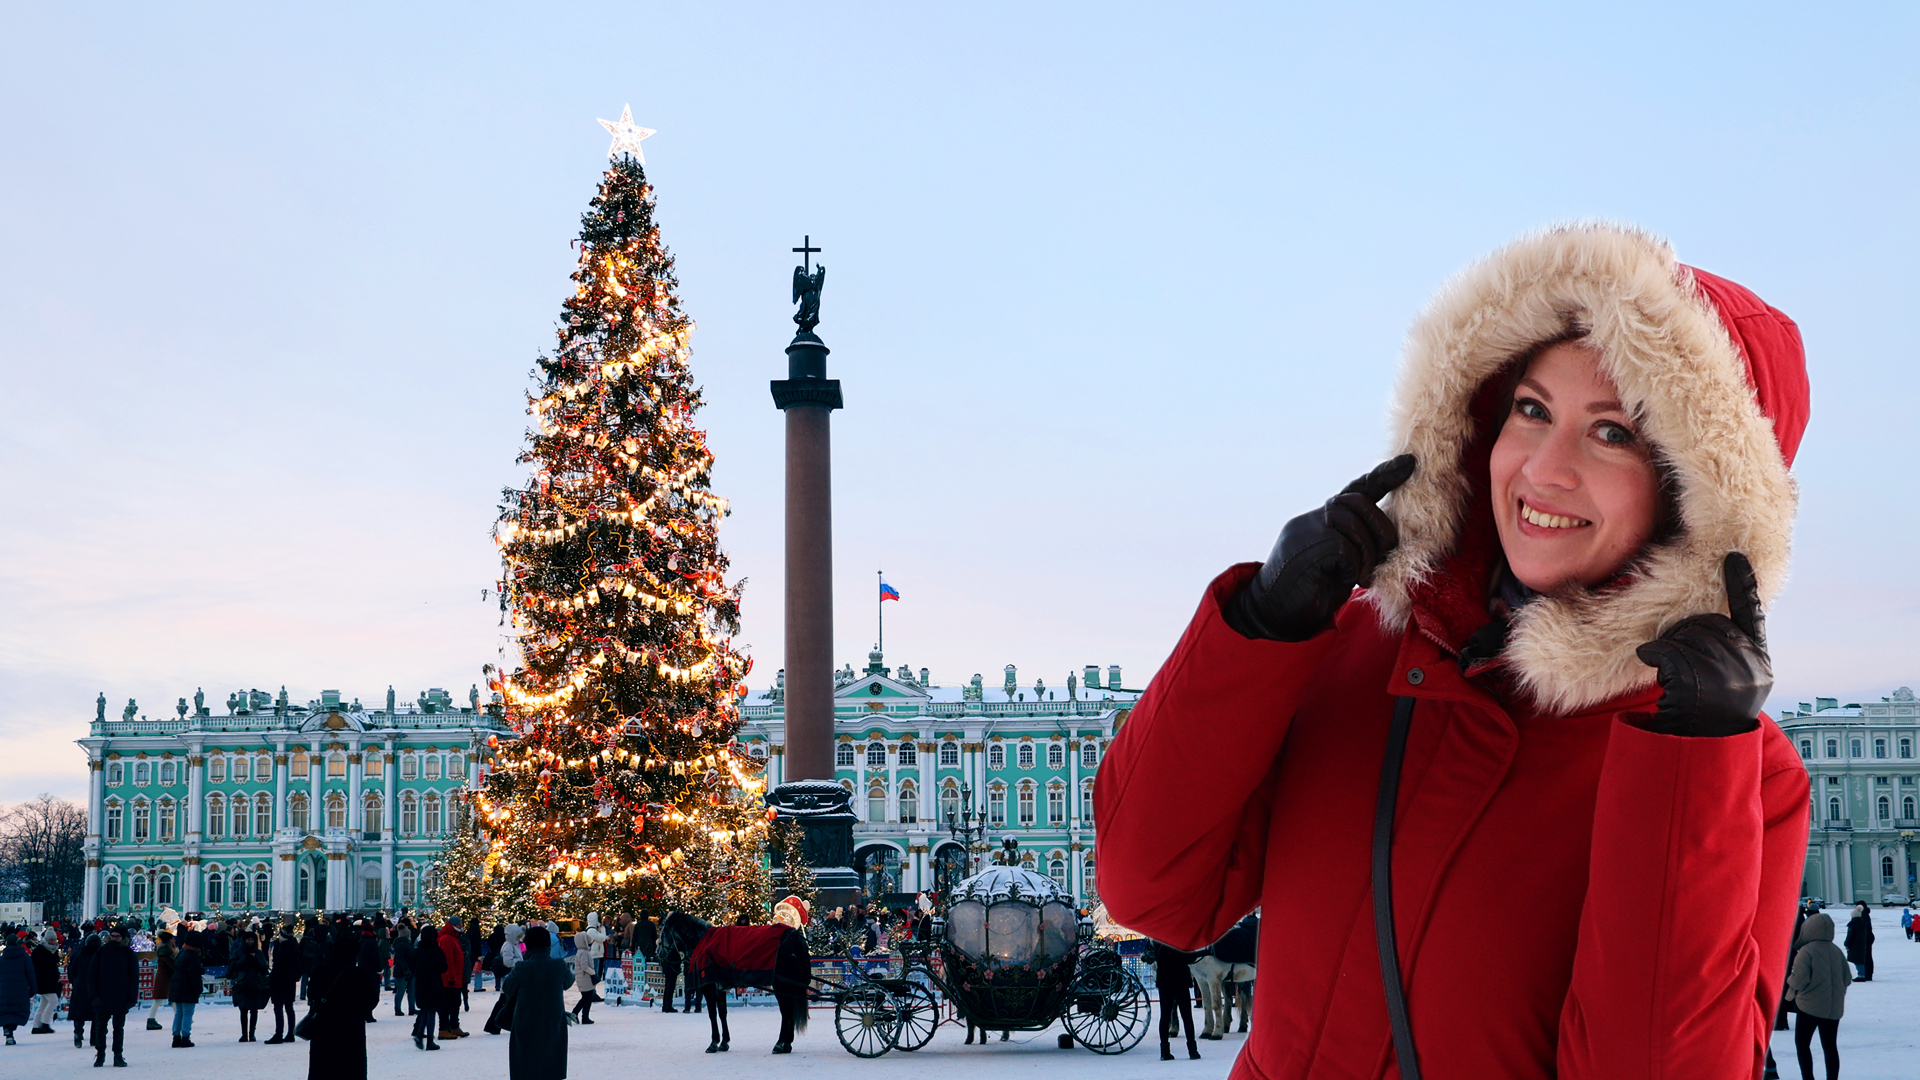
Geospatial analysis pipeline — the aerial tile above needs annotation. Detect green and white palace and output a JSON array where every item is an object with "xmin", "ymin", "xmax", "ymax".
[
  {"xmin": 1778, "ymin": 686, "xmax": 1920, "ymax": 904},
  {"xmin": 79, "ymin": 686, "xmax": 510, "ymax": 919},
  {"xmin": 739, "ymin": 650, "xmax": 1138, "ymax": 908}
]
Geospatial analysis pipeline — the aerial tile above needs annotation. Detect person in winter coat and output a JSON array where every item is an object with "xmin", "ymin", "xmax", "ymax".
[
  {"xmin": 266, "ymin": 926, "xmax": 302, "ymax": 1043},
  {"xmin": 228, "ymin": 933, "xmax": 270, "ymax": 1042},
  {"xmin": 500, "ymin": 923, "xmax": 525, "ymax": 975},
  {"xmin": 168, "ymin": 934, "xmax": 204, "ymax": 1047},
  {"xmin": 87, "ymin": 925, "xmax": 140, "ymax": 1067},
  {"xmin": 486, "ymin": 924, "xmax": 508, "ymax": 990},
  {"xmin": 438, "ymin": 918, "xmax": 469, "ymax": 1037},
  {"xmin": 29, "ymin": 931, "xmax": 62, "ymax": 1034},
  {"xmin": 499, "ymin": 925, "xmax": 570, "ymax": 1080},
  {"xmin": 1843, "ymin": 904, "xmax": 1874, "ymax": 981},
  {"xmin": 1786, "ymin": 912, "xmax": 1849, "ymax": 1080},
  {"xmin": 67, "ymin": 932, "xmax": 99, "ymax": 1049},
  {"xmin": 0, "ymin": 932, "xmax": 36, "ymax": 1045},
  {"xmin": 410, "ymin": 924, "xmax": 446, "ymax": 1050},
  {"xmin": 305, "ymin": 935, "xmax": 378, "ymax": 1080},
  {"xmin": 568, "ymin": 918, "xmax": 606, "ymax": 1024},
  {"xmin": 391, "ymin": 926, "xmax": 416, "ymax": 1017},
  {"xmin": 1097, "ymin": 225, "xmax": 1812, "ymax": 1080},
  {"xmin": 143, "ymin": 931, "xmax": 172, "ymax": 1032},
  {"xmin": 1145, "ymin": 940, "xmax": 1201, "ymax": 1061},
  {"xmin": 298, "ymin": 919, "xmax": 326, "ymax": 1001}
]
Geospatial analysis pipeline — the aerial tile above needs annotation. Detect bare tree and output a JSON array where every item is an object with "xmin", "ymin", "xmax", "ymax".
[{"xmin": 0, "ymin": 794, "xmax": 88, "ymax": 920}]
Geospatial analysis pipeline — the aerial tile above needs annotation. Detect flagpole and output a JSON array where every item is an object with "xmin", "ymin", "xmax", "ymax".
[{"xmin": 877, "ymin": 569, "xmax": 883, "ymax": 656}]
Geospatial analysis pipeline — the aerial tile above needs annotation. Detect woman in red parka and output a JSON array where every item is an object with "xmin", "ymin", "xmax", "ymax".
[{"xmin": 1096, "ymin": 225, "xmax": 1811, "ymax": 1080}]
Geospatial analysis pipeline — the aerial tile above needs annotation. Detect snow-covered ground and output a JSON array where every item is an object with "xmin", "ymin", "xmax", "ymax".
[{"xmin": 4, "ymin": 907, "xmax": 1911, "ymax": 1079}]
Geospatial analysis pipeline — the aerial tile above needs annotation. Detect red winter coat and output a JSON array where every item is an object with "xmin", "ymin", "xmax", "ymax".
[
  {"xmin": 1097, "ymin": 226, "xmax": 1812, "ymax": 1080},
  {"xmin": 439, "ymin": 922, "xmax": 467, "ymax": 989}
]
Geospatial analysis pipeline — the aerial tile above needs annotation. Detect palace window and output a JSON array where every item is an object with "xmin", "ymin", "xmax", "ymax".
[
  {"xmin": 1905, "ymin": 795, "xmax": 1917, "ymax": 819},
  {"xmin": 1902, "ymin": 738, "xmax": 1914, "ymax": 759},
  {"xmin": 158, "ymin": 798, "xmax": 176, "ymax": 842},
  {"xmin": 1829, "ymin": 796, "xmax": 1844, "ymax": 820},
  {"xmin": 1017, "ymin": 743, "xmax": 1035, "ymax": 769},
  {"xmin": 424, "ymin": 793, "xmax": 442, "ymax": 836},
  {"xmin": 298, "ymin": 864, "xmax": 313, "ymax": 909},
  {"xmin": 130, "ymin": 873, "xmax": 147, "ymax": 910},
  {"xmin": 426, "ymin": 754, "xmax": 444, "ymax": 781},
  {"xmin": 207, "ymin": 794, "xmax": 225, "ymax": 839},
  {"xmin": 1875, "ymin": 738, "xmax": 1888, "ymax": 759},
  {"xmin": 1851, "ymin": 739, "xmax": 1863, "ymax": 758},
  {"xmin": 1017, "ymin": 781, "xmax": 1036, "ymax": 826},
  {"xmin": 157, "ymin": 871, "xmax": 174, "ymax": 907},
  {"xmin": 290, "ymin": 793, "xmax": 311, "ymax": 833},
  {"xmin": 400, "ymin": 753, "xmax": 418, "ymax": 780},
  {"xmin": 899, "ymin": 782, "xmax": 917, "ymax": 823},
  {"xmin": 1799, "ymin": 740, "xmax": 1812, "ymax": 759},
  {"xmin": 134, "ymin": 761, "xmax": 150, "ymax": 786},
  {"xmin": 988, "ymin": 785, "xmax": 1006, "ymax": 826},
  {"xmin": 364, "ymin": 792, "xmax": 384, "ymax": 834},
  {"xmin": 940, "ymin": 781, "xmax": 961, "ymax": 823},
  {"xmin": 898, "ymin": 742, "xmax": 917, "ymax": 766},
  {"xmin": 868, "ymin": 781, "xmax": 888, "ymax": 822},
  {"xmin": 748, "ymin": 742, "xmax": 767, "ymax": 759},
  {"xmin": 233, "ymin": 754, "xmax": 250, "ymax": 782},
  {"xmin": 209, "ymin": 756, "xmax": 226, "ymax": 782},
  {"xmin": 836, "ymin": 743, "xmax": 856, "ymax": 767},
  {"xmin": 326, "ymin": 792, "xmax": 346, "ymax": 830},
  {"xmin": 160, "ymin": 760, "xmax": 176, "ymax": 785},
  {"xmin": 205, "ymin": 867, "xmax": 224, "ymax": 907},
  {"xmin": 233, "ymin": 794, "xmax": 250, "ymax": 838},
  {"xmin": 106, "ymin": 762, "xmax": 122, "ymax": 786},
  {"xmin": 1883, "ymin": 855, "xmax": 1897, "ymax": 886},
  {"xmin": 1049, "ymin": 856, "xmax": 1068, "ymax": 890},
  {"xmin": 940, "ymin": 741, "xmax": 960, "ymax": 767},
  {"xmin": 230, "ymin": 870, "xmax": 247, "ymax": 907},
  {"xmin": 253, "ymin": 870, "xmax": 270, "ymax": 907},
  {"xmin": 363, "ymin": 866, "xmax": 382, "ymax": 906},
  {"xmin": 364, "ymin": 751, "xmax": 383, "ymax": 772},
  {"xmin": 1048, "ymin": 784, "xmax": 1065, "ymax": 825},
  {"xmin": 1878, "ymin": 795, "xmax": 1892, "ymax": 823},
  {"xmin": 1826, "ymin": 739, "xmax": 1839, "ymax": 758},
  {"xmin": 867, "ymin": 743, "xmax": 887, "ymax": 768},
  {"xmin": 401, "ymin": 793, "xmax": 418, "ymax": 835},
  {"xmin": 256, "ymin": 794, "xmax": 273, "ymax": 836},
  {"xmin": 1048, "ymin": 743, "xmax": 1064, "ymax": 769},
  {"xmin": 987, "ymin": 744, "xmax": 1005, "ymax": 769},
  {"xmin": 1081, "ymin": 781, "xmax": 1094, "ymax": 822},
  {"xmin": 104, "ymin": 872, "xmax": 120, "ymax": 909},
  {"xmin": 291, "ymin": 751, "xmax": 309, "ymax": 779},
  {"xmin": 400, "ymin": 863, "xmax": 418, "ymax": 905},
  {"xmin": 1082, "ymin": 857, "xmax": 1096, "ymax": 901},
  {"xmin": 132, "ymin": 798, "xmax": 150, "ymax": 843},
  {"xmin": 328, "ymin": 754, "xmax": 347, "ymax": 778},
  {"xmin": 1081, "ymin": 741, "xmax": 1099, "ymax": 767},
  {"xmin": 450, "ymin": 753, "xmax": 466, "ymax": 778}
]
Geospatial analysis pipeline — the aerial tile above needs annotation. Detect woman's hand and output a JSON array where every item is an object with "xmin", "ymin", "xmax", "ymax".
[
  {"xmin": 1634, "ymin": 552, "xmax": 1772, "ymax": 736},
  {"xmin": 1224, "ymin": 454, "xmax": 1415, "ymax": 641}
]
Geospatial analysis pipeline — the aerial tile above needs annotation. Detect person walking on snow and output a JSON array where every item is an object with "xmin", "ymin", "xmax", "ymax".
[
  {"xmin": 498, "ymin": 924, "xmax": 569, "ymax": 1080},
  {"xmin": 1146, "ymin": 940, "xmax": 1201, "ymax": 1061},
  {"xmin": 168, "ymin": 932, "xmax": 204, "ymax": 1047},
  {"xmin": 266, "ymin": 924, "xmax": 302, "ymax": 1043},
  {"xmin": 1785, "ymin": 912, "xmax": 1849, "ymax": 1080},
  {"xmin": 28, "ymin": 930, "xmax": 62, "ymax": 1034},
  {"xmin": 67, "ymin": 931, "xmax": 99, "ymax": 1050},
  {"xmin": 86, "ymin": 925, "xmax": 139, "ymax": 1067},
  {"xmin": 1843, "ymin": 904, "xmax": 1873, "ymax": 981},
  {"xmin": 439, "ymin": 918, "xmax": 470, "ymax": 1037},
  {"xmin": 569, "ymin": 914, "xmax": 607, "ymax": 1024},
  {"xmin": 1098, "ymin": 225, "xmax": 1811, "ymax": 1080},
  {"xmin": 409, "ymin": 924, "xmax": 445, "ymax": 1051},
  {"xmin": 0, "ymin": 931, "xmax": 36, "ymax": 1045}
]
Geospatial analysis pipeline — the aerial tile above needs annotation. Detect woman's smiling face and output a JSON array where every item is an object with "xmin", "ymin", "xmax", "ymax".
[{"xmin": 1489, "ymin": 342, "xmax": 1661, "ymax": 592}]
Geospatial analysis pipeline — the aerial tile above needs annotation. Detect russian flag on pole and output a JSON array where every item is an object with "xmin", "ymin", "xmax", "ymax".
[{"xmin": 879, "ymin": 581, "xmax": 901, "ymax": 602}]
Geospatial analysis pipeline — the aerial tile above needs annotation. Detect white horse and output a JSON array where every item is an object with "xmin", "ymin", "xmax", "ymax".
[{"xmin": 1189, "ymin": 955, "xmax": 1254, "ymax": 1038}]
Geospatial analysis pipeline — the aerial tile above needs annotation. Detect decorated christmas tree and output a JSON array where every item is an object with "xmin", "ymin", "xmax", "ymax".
[{"xmin": 474, "ymin": 112, "xmax": 769, "ymax": 924}]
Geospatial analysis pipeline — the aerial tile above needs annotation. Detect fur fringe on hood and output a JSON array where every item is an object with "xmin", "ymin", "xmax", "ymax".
[{"xmin": 1368, "ymin": 225, "xmax": 1805, "ymax": 715}]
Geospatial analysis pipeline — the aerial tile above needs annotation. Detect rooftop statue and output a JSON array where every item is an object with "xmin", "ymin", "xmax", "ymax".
[
  {"xmin": 97, "ymin": 692, "xmax": 106, "ymax": 722},
  {"xmin": 122, "ymin": 698, "xmax": 138, "ymax": 722},
  {"xmin": 792, "ymin": 262, "xmax": 825, "ymax": 333},
  {"xmin": 194, "ymin": 687, "xmax": 204, "ymax": 715}
]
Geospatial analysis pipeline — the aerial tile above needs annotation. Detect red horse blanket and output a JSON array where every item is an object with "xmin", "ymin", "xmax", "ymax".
[{"xmin": 688, "ymin": 924, "xmax": 789, "ymax": 989}]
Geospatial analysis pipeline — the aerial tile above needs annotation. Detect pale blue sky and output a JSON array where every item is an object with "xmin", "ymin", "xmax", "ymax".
[{"xmin": 3, "ymin": 3, "xmax": 1915, "ymax": 801}]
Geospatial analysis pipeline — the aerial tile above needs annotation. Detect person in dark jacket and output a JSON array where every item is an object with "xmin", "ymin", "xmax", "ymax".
[
  {"xmin": 205, "ymin": 922, "xmax": 230, "ymax": 978},
  {"xmin": 0, "ymin": 932, "xmax": 36, "ymax": 1045},
  {"xmin": 28, "ymin": 931, "xmax": 61, "ymax": 1034},
  {"xmin": 87, "ymin": 925, "xmax": 140, "ymax": 1066},
  {"xmin": 355, "ymin": 923, "xmax": 381, "ymax": 1021},
  {"xmin": 306, "ymin": 935, "xmax": 378, "ymax": 1080},
  {"xmin": 266, "ymin": 926, "xmax": 302, "ymax": 1043},
  {"xmin": 486, "ymin": 924, "xmax": 508, "ymax": 991},
  {"xmin": 169, "ymin": 934, "xmax": 204, "ymax": 1047},
  {"xmin": 374, "ymin": 917, "xmax": 393, "ymax": 992},
  {"xmin": 229, "ymin": 933, "xmax": 270, "ymax": 1042},
  {"xmin": 298, "ymin": 920, "xmax": 326, "ymax": 1001},
  {"xmin": 1787, "ymin": 912, "xmax": 1850, "ymax": 1080},
  {"xmin": 410, "ymin": 925, "xmax": 445, "ymax": 1050},
  {"xmin": 1843, "ymin": 903, "xmax": 1874, "ymax": 981},
  {"xmin": 391, "ymin": 926, "xmax": 416, "ymax": 1017},
  {"xmin": 499, "ymin": 925, "xmax": 570, "ymax": 1080},
  {"xmin": 67, "ymin": 932, "xmax": 100, "ymax": 1049},
  {"xmin": 1145, "ymin": 941, "xmax": 1201, "ymax": 1061}
]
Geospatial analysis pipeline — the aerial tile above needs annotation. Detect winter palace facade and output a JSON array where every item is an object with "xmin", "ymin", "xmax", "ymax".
[
  {"xmin": 1778, "ymin": 687, "xmax": 1920, "ymax": 905},
  {"xmin": 737, "ymin": 651, "xmax": 1138, "ymax": 909},
  {"xmin": 78, "ymin": 686, "xmax": 509, "ymax": 919}
]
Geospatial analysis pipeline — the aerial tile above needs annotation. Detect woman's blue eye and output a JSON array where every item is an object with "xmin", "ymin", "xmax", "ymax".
[
  {"xmin": 1515, "ymin": 398, "xmax": 1548, "ymax": 421},
  {"xmin": 1596, "ymin": 422, "xmax": 1636, "ymax": 446}
]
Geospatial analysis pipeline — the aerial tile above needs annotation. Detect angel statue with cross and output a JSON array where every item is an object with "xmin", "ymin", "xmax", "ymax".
[{"xmin": 791, "ymin": 235, "xmax": 825, "ymax": 333}]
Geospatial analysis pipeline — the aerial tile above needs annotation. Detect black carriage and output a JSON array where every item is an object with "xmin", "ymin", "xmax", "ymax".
[{"xmin": 821, "ymin": 867, "xmax": 1151, "ymax": 1057}]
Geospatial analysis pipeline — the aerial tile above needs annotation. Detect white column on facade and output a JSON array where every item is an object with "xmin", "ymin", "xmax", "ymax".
[
  {"xmin": 887, "ymin": 743, "xmax": 899, "ymax": 823},
  {"xmin": 272, "ymin": 741, "xmax": 289, "ymax": 833},
  {"xmin": 1838, "ymin": 840, "xmax": 1854, "ymax": 901},
  {"xmin": 383, "ymin": 736, "xmax": 397, "ymax": 906},
  {"xmin": 186, "ymin": 740, "xmax": 205, "ymax": 840},
  {"xmin": 347, "ymin": 739, "xmax": 364, "ymax": 833},
  {"xmin": 768, "ymin": 743, "xmax": 783, "ymax": 789},
  {"xmin": 1070, "ymin": 845, "xmax": 1085, "ymax": 905},
  {"xmin": 327, "ymin": 851, "xmax": 349, "ymax": 910},
  {"xmin": 921, "ymin": 742, "xmax": 936, "ymax": 823},
  {"xmin": 1827, "ymin": 841, "xmax": 1842, "ymax": 901},
  {"xmin": 1068, "ymin": 735, "xmax": 1081, "ymax": 825},
  {"xmin": 83, "ymin": 746, "xmax": 107, "ymax": 917},
  {"xmin": 309, "ymin": 744, "xmax": 323, "ymax": 827},
  {"xmin": 855, "ymin": 741, "xmax": 868, "ymax": 822}
]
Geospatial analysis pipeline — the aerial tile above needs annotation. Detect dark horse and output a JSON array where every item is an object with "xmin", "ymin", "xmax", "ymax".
[{"xmin": 658, "ymin": 912, "xmax": 811, "ymax": 1054}]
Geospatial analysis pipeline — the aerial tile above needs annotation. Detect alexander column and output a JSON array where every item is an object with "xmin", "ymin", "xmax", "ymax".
[{"xmin": 767, "ymin": 237, "xmax": 859, "ymax": 904}]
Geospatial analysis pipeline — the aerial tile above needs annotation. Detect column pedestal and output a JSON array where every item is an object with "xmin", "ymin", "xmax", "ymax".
[{"xmin": 768, "ymin": 780, "xmax": 860, "ymax": 908}]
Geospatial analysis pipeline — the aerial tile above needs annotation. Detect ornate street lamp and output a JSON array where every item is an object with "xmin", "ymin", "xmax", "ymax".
[{"xmin": 945, "ymin": 783, "xmax": 990, "ymax": 881}]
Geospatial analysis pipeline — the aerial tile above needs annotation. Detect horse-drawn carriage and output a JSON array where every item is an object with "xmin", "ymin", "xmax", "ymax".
[{"xmin": 822, "ymin": 866, "xmax": 1152, "ymax": 1057}]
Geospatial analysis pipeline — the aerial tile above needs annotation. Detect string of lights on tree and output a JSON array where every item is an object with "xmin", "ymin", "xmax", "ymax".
[{"xmin": 464, "ymin": 116, "xmax": 773, "ymax": 923}]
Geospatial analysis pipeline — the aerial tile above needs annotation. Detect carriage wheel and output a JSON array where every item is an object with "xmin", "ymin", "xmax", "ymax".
[
  {"xmin": 1062, "ymin": 966, "xmax": 1151, "ymax": 1054},
  {"xmin": 883, "ymin": 981, "xmax": 939, "ymax": 1052},
  {"xmin": 834, "ymin": 984, "xmax": 899, "ymax": 1058}
]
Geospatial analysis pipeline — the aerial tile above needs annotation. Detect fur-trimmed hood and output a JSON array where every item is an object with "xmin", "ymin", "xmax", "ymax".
[{"xmin": 1368, "ymin": 225, "xmax": 1810, "ymax": 714}]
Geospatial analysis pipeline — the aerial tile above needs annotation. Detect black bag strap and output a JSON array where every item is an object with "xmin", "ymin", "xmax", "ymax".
[{"xmin": 1372, "ymin": 695, "xmax": 1421, "ymax": 1080}]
